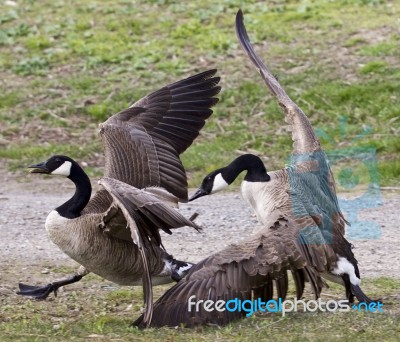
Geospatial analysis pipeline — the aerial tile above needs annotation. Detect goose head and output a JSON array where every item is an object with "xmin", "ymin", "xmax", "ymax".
[
  {"xmin": 28, "ymin": 155, "xmax": 78, "ymax": 177},
  {"xmin": 189, "ymin": 168, "xmax": 232, "ymax": 201},
  {"xmin": 28, "ymin": 155, "xmax": 91, "ymax": 218},
  {"xmin": 189, "ymin": 154, "xmax": 270, "ymax": 201}
]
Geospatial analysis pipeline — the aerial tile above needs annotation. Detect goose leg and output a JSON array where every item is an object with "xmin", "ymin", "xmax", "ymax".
[{"xmin": 17, "ymin": 265, "xmax": 89, "ymax": 300}]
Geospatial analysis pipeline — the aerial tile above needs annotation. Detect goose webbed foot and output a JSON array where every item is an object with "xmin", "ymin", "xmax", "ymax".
[
  {"xmin": 17, "ymin": 282, "xmax": 60, "ymax": 299},
  {"xmin": 17, "ymin": 274, "xmax": 83, "ymax": 300}
]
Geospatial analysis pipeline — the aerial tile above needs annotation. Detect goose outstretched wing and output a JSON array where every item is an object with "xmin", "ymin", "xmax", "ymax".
[
  {"xmin": 100, "ymin": 70, "xmax": 221, "ymax": 202},
  {"xmin": 236, "ymin": 11, "xmax": 346, "ymax": 229},
  {"xmin": 235, "ymin": 10, "xmax": 320, "ymax": 155},
  {"xmin": 133, "ymin": 214, "xmax": 335, "ymax": 328}
]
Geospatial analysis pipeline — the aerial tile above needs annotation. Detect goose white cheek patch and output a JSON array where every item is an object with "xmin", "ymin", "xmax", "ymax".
[
  {"xmin": 51, "ymin": 161, "xmax": 72, "ymax": 176},
  {"xmin": 211, "ymin": 173, "xmax": 229, "ymax": 193}
]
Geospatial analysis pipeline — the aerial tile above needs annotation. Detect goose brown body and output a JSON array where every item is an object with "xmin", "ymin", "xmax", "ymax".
[
  {"xmin": 22, "ymin": 70, "xmax": 221, "ymax": 327},
  {"xmin": 45, "ymin": 209, "xmax": 167, "ymax": 286}
]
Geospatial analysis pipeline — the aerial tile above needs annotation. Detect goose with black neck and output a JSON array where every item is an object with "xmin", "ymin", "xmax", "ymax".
[
  {"xmin": 18, "ymin": 69, "xmax": 221, "ymax": 327},
  {"xmin": 189, "ymin": 10, "xmax": 375, "ymax": 306},
  {"xmin": 132, "ymin": 11, "xmax": 378, "ymax": 328}
]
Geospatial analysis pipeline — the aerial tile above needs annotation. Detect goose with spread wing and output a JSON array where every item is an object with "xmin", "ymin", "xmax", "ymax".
[
  {"xmin": 190, "ymin": 10, "xmax": 373, "ymax": 308},
  {"xmin": 133, "ymin": 10, "xmax": 375, "ymax": 328},
  {"xmin": 18, "ymin": 70, "xmax": 221, "ymax": 327}
]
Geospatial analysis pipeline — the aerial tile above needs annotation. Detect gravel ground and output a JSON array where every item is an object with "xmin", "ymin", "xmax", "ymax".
[{"xmin": 0, "ymin": 168, "xmax": 399, "ymax": 287}]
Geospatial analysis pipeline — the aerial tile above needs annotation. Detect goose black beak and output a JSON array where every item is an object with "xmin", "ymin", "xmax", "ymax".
[
  {"xmin": 189, "ymin": 188, "xmax": 208, "ymax": 201},
  {"xmin": 28, "ymin": 161, "xmax": 49, "ymax": 174}
]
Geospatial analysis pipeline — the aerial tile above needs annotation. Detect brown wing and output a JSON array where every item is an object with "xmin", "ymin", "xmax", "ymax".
[
  {"xmin": 236, "ymin": 10, "xmax": 346, "ymax": 229},
  {"xmin": 133, "ymin": 214, "xmax": 333, "ymax": 328},
  {"xmin": 100, "ymin": 70, "xmax": 221, "ymax": 201},
  {"xmin": 98, "ymin": 177, "xmax": 200, "ymax": 247},
  {"xmin": 235, "ymin": 10, "xmax": 320, "ymax": 155},
  {"xmin": 285, "ymin": 164, "xmax": 348, "ymax": 235},
  {"xmin": 97, "ymin": 177, "xmax": 201, "ymax": 327}
]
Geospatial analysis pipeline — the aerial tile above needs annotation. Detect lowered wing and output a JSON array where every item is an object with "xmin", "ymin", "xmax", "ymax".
[
  {"xmin": 133, "ymin": 214, "xmax": 334, "ymax": 328},
  {"xmin": 98, "ymin": 176, "xmax": 201, "ymax": 327}
]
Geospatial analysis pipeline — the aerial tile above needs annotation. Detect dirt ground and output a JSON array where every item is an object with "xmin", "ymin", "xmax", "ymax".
[{"xmin": 0, "ymin": 164, "xmax": 399, "ymax": 298}]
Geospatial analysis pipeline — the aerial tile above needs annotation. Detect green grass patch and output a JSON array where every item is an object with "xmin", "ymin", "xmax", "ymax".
[
  {"xmin": 359, "ymin": 61, "xmax": 388, "ymax": 74},
  {"xmin": 378, "ymin": 157, "xmax": 400, "ymax": 186},
  {"xmin": 0, "ymin": 91, "xmax": 21, "ymax": 109},
  {"xmin": 0, "ymin": 276, "xmax": 398, "ymax": 341},
  {"xmin": 0, "ymin": 0, "xmax": 399, "ymax": 189},
  {"xmin": 359, "ymin": 41, "xmax": 398, "ymax": 57},
  {"xmin": 0, "ymin": 142, "xmax": 101, "ymax": 175}
]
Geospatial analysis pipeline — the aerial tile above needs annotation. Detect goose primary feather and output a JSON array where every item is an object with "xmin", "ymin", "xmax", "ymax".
[
  {"xmin": 19, "ymin": 70, "xmax": 221, "ymax": 327},
  {"xmin": 133, "ymin": 10, "xmax": 376, "ymax": 328}
]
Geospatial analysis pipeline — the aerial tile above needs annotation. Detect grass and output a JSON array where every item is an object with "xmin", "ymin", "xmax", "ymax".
[
  {"xmin": 1, "ymin": 261, "xmax": 399, "ymax": 341},
  {"xmin": 0, "ymin": 0, "xmax": 399, "ymax": 187},
  {"xmin": 0, "ymin": 0, "xmax": 399, "ymax": 340}
]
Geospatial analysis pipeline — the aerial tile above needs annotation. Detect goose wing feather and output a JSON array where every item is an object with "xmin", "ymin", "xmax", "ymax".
[
  {"xmin": 286, "ymin": 164, "xmax": 347, "ymax": 235},
  {"xmin": 97, "ymin": 176, "xmax": 201, "ymax": 327},
  {"xmin": 96, "ymin": 177, "xmax": 154, "ymax": 327},
  {"xmin": 100, "ymin": 70, "xmax": 221, "ymax": 201},
  {"xmin": 236, "ymin": 10, "xmax": 346, "ymax": 229},
  {"xmin": 133, "ymin": 214, "xmax": 330, "ymax": 328},
  {"xmin": 98, "ymin": 177, "xmax": 200, "ymax": 246},
  {"xmin": 235, "ymin": 10, "xmax": 319, "ymax": 155}
]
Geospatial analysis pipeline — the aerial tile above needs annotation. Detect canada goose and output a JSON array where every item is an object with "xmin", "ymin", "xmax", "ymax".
[
  {"xmin": 190, "ymin": 10, "xmax": 372, "ymax": 304},
  {"xmin": 133, "ymin": 10, "xmax": 374, "ymax": 328},
  {"xmin": 17, "ymin": 69, "xmax": 221, "ymax": 327}
]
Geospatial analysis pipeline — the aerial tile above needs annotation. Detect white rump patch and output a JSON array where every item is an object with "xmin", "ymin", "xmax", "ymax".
[
  {"xmin": 211, "ymin": 173, "xmax": 229, "ymax": 193},
  {"xmin": 51, "ymin": 161, "xmax": 72, "ymax": 176},
  {"xmin": 175, "ymin": 263, "xmax": 192, "ymax": 277},
  {"xmin": 332, "ymin": 256, "xmax": 360, "ymax": 286}
]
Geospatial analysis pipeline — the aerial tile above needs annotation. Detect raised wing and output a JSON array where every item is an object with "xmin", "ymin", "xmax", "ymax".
[
  {"xmin": 235, "ymin": 10, "xmax": 320, "ymax": 155},
  {"xmin": 133, "ymin": 214, "xmax": 332, "ymax": 328},
  {"xmin": 236, "ymin": 10, "xmax": 345, "ymax": 227},
  {"xmin": 100, "ymin": 70, "xmax": 221, "ymax": 201}
]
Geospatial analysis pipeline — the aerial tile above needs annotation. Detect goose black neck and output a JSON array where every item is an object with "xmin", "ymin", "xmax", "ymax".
[
  {"xmin": 56, "ymin": 164, "xmax": 91, "ymax": 219},
  {"xmin": 224, "ymin": 154, "xmax": 270, "ymax": 183}
]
